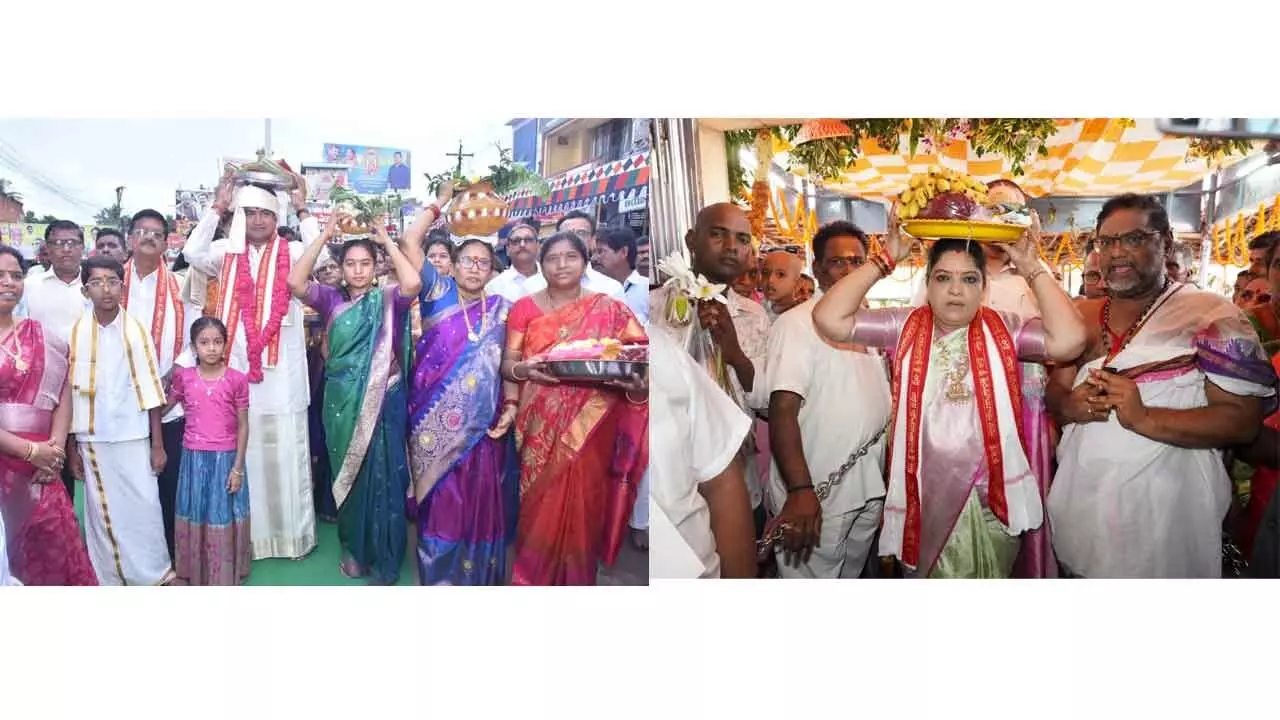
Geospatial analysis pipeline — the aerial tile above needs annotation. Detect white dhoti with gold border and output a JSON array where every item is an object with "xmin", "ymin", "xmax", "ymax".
[{"xmin": 80, "ymin": 439, "xmax": 174, "ymax": 586}]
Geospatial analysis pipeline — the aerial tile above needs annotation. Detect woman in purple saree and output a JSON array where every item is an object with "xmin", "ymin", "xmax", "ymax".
[{"xmin": 402, "ymin": 211, "xmax": 520, "ymax": 585}]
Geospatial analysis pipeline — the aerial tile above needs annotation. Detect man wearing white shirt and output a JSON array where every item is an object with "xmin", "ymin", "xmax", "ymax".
[
  {"xmin": 592, "ymin": 225, "xmax": 649, "ymax": 323},
  {"xmin": 765, "ymin": 221, "xmax": 892, "ymax": 578},
  {"xmin": 182, "ymin": 172, "xmax": 317, "ymax": 560},
  {"xmin": 22, "ymin": 220, "xmax": 91, "ymax": 503},
  {"xmin": 650, "ymin": 329, "xmax": 755, "ymax": 579},
  {"xmin": 121, "ymin": 210, "xmax": 197, "ymax": 560},
  {"xmin": 485, "ymin": 219, "xmax": 544, "ymax": 303},
  {"xmin": 650, "ymin": 202, "xmax": 772, "ymax": 534}
]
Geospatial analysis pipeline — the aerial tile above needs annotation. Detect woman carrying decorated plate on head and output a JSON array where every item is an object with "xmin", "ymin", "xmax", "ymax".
[
  {"xmin": 812, "ymin": 205, "xmax": 1088, "ymax": 579},
  {"xmin": 501, "ymin": 231, "xmax": 649, "ymax": 585},
  {"xmin": 396, "ymin": 190, "xmax": 522, "ymax": 586},
  {"xmin": 287, "ymin": 211, "xmax": 421, "ymax": 585}
]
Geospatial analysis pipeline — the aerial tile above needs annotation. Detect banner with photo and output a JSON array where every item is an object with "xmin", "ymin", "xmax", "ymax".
[
  {"xmin": 321, "ymin": 143, "xmax": 412, "ymax": 194},
  {"xmin": 175, "ymin": 188, "xmax": 216, "ymax": 222},
  {"xmin": 0, "ymin": 223, "xmax": 101, "ymax": 258},
  {"xmin": 300, "ymin": 164, "xmax": 350, "ymax": 205}
]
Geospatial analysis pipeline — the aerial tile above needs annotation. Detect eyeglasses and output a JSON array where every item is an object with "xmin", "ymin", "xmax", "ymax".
[
  {"xmin": 508, "ymin": 234, "xmax": 539, "ymax": 247},
  {"xmin": 129, "ymin": 228, "xmax": 164, "ymax": 241},
  {"xmin": 457, "ymin": 256, "xmax": 492, "ymax": 271},
  {"xmin": 825, "ymin": 255, "xmax": 865, "ymax": 270},
  {"xmin": 1083, "ymin": 272, "xmax": 1102, "ymax": 283},
  {"xmin": 45, "ymin": 239, "xmax": 81, "ymax": 249},
  {"xmin": 84, "ymin": 278, "xmax": 123, "ymax": 290},
  {"xmin": 1096, "ymin": 229, "xmax": 1161, "ymax": 252},
  {"xmin": 1241, "ymin": 289, "xmax": 1273, "ymax": 304}
]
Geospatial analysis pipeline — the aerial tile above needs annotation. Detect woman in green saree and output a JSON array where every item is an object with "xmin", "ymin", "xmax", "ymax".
[{"xmin": 288, "ymin": 213, "xmax": 421, "ymax": 583}]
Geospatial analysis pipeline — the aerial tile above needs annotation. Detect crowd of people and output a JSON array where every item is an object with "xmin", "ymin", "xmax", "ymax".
[
  {"xmin": 0, "ymin": 168, "xmax": 650, "ymax": 586},
  {"xmin": 653, "ymin": 187, "xmax": 1280, "ymax": 580}
]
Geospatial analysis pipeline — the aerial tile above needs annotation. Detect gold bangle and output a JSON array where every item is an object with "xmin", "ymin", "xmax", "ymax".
[
  {"xmin": 23, "ymin": 441, "xmax": 35, "ymax": 462},
  {"xmin": 511, "ymin": 363, "xmax": 530, "ymax": 382},
  {"xmin": 625, "ymin": 391, "xmax": 648, "ymax": 405}
]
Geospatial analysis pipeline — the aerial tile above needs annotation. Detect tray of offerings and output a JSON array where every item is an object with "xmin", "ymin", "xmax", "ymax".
[
  {"xmin": 538, "ymin": 340, "xmax": 648, "ymax": 383},
  {"xmin": 897, "ymin": 169, "xmax": 1031, "ymax": 243}
]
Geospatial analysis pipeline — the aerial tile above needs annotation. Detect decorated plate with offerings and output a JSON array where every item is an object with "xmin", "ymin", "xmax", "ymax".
[
  {"xmin": 898, "ymin": 169, "xmax": 1031, "ymax": 243},
  {"xmin": 226, "ymin": 153, "xmax": 297, "ymax": 191},
  {"xmin": 535, "ymin": 339, "xmax": 648, "ymax": 383}
]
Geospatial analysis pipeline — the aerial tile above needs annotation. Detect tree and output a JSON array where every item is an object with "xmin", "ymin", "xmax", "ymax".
[
  {"xmin": 94, "ymin": 205, "xmax": 128, "ymax": 229},
  {"xmin": 22, "ymin": 209, "xmax": 61, "ymax": 224}
]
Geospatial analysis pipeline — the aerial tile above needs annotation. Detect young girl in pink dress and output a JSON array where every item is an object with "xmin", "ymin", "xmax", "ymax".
[{"xmin": 165, "ymin": 317, "xmax": 251, "ymax": 585}]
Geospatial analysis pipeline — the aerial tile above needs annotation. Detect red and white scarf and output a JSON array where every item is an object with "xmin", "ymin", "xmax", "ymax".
[
  {"xmin": 122, "ymin": 260, "xmax": 185, "ymax": 367},
  {"xmin": 881, "ymin": 306, "xmax": 1042, "ymax": 570}
]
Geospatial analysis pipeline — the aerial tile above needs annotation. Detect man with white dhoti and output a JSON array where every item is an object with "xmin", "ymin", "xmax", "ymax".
[
  {"xmin": 1048, "ymin": 194, "xmax": 1278, "ymax": 578},
  {"xmin": 68, "ymin": 256, "xmax": 174, "ymax": 586},
  {"xmin": 182, "ymin": 171, "xmax": 317, "ymax": 560},
  {"xmin": 765, "ymin": 222, "xmax": 891, "ymax": 578}
]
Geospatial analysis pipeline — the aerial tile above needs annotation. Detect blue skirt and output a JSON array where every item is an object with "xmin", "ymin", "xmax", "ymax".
[{"xmin": 174, "ymin": 448, "xmax": 251, "ymax": 585}]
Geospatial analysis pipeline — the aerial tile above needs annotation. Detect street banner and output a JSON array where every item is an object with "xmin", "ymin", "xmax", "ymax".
[{"xmin": 322, "ymin": 143, "xmax": 412, "ymax": 194}]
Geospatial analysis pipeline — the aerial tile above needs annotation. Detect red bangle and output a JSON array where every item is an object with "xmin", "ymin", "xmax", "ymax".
[
  {"xmin": 878, "ymin": 250, "xmax": 897, "ymax": 275},
  {"xmin": 503, "ymin": 398, "xmax": 518, "ymax": 408}
]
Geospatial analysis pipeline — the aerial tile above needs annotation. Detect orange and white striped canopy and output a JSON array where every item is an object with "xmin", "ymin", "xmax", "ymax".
[{"xmin": 812, "ymin": 118, "xmax": 1252, "ymax": 200}]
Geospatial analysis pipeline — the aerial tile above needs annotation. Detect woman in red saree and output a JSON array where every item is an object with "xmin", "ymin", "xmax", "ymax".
[
  {"xmin": 502, "ymin": 232, "xmax": 648, "ymax": 585},
  {"xmin": 0, "ymin": 246, "xmax": 97, "ymax": 585}
]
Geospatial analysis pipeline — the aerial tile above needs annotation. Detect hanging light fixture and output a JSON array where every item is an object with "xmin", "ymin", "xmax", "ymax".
[{"xmin": 793, "ymin": 119, "xmax": 853, "ymax": 146}]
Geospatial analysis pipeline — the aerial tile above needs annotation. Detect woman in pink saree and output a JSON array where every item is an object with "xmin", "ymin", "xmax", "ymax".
[
  {"xmin": 812, "ymin": 210, "xmax": 1087, "ymax": 578},
  {"xmin": 0, "ymin": 246, "xmax": 97, "ymax": 585}
]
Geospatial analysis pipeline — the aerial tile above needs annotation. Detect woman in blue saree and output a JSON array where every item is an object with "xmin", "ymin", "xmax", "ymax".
[
  {"xmin": 288, "ymin": 213, "xmax": 420, "ymax": 584},
  {"xmin": 402, "ymin": 209, "xmax": 520, "ymax": 585}
]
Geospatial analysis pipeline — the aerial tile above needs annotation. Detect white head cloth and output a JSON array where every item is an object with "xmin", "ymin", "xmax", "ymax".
[{"xmin": 227, "ymin": 185, "xmax": 287, "ymax": 254}]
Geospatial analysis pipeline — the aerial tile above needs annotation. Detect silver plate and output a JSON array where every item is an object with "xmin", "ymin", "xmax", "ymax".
[
  {"xmin": 545, "ymin": 359, "xmax": 647, "ymax": 383},
  {"xmin": 236, "ymin": 170, "xmax": 295, "ymax": 190}
]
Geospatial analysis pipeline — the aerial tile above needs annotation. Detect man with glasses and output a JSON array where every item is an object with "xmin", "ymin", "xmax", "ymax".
[
  {"xmin": 21, "ymin": 220, "xmax": 92, "ymax": 503},
  {"xmin": 121, "ymin": 210, "xmax": 197, "ymax": 561},
  {"xmin": 1080, "ymin": 249, "xmax": 1106, "ymax": 300},
  {"xmin": 763, "ymin": 221, "xmax": 892, "ymax": 578},
  {"xmin": 486, "ymin": 219, "xmax": 545, "ymax": 302},
  {"xmin": 95, "ymin": 229, "xmax": 128, "ymax": 264},
  {"xmin": 1047, "ymin": 193, "xmax": 1277, "ymax": 577}
]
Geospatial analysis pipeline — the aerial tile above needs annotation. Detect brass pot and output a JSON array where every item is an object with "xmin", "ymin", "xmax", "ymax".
[{"xmin": 448, "ymin": 181, "xmax": 510, "ymax": 237}]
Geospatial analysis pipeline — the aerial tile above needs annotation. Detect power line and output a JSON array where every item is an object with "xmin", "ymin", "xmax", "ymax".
[{"xmin": 0, "ymin": 137, "xmax": 102, "ymax": 213}]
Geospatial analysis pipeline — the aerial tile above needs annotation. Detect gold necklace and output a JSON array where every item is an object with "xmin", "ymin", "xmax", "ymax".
[
  {"xmin": 0, "ymin": 324, "xmax": 27, "ymax": 373},
  {"xmin": 933, "ymin": 336, "xmax": 971, "ymax": 403},
  {"xmin": 460, "ymin": 291, "xmax": 489, "ymax": 343}
]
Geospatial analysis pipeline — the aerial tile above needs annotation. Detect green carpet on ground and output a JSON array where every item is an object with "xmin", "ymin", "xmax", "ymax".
[{"xmin": 72, "ymin": 488, "xmax": 417, "ymax": 586}]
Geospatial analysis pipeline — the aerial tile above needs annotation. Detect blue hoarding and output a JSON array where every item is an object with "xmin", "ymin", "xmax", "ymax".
[{"xmin": 322, "ymin": 143, "xmax": 412, "ymax": 194}]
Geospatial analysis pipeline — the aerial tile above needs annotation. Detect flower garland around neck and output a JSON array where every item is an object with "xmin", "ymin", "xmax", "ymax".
[{"xmin": 234, "ymin": 234, "xmax": 292, "ymax": 383}]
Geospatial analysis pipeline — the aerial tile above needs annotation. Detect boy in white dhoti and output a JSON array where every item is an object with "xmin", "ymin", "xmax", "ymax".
[
  {"xmin": 183, "ymin": 170, "xmax": 317, "ymax": 560},
  {"xmin": 68, "ymin": 256, "xmax": 174, "ymax": 586}
]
